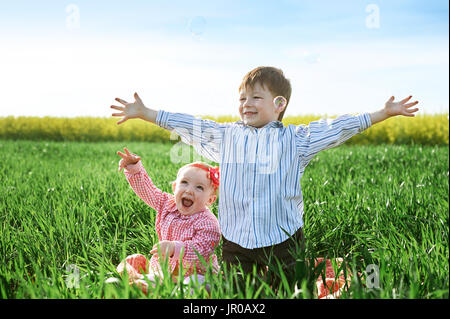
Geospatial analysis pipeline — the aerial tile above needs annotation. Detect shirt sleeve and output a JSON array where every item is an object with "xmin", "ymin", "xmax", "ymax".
[
  {"xmin": 172, "ymin": 213, "xmax": 221, "ymax": 273},
  {"xmin": 295, "ymin": 113, "xmax": 372, "ymax": 166},
  {"xmin": 156, "ymin": 110, "xmax": 230, "ymax": 163},
  {"xmin": 123, "ymin": 160, "xmax": 169, "ymax": 214}
]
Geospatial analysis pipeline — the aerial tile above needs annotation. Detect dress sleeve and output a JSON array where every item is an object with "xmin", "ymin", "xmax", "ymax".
[
  {"xmin": 124, "ymin": 160, "xmax": 169, "ymax": 214},
  {"xmin": 156, "ymin": 110, "xmax": 231, "ymax": 163},
  {"xmin": 172, "ymin": 213, "xmax": 221, "ymax": 273},
  {"xmin": 295, "ymin": 113, "xmax": 372, "ymax": 167}
]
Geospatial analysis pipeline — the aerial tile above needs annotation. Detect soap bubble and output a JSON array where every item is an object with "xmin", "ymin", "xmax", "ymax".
[
  {"xmin": 303, "ymin": 51, "xmax": 321, "ymax": 64},
  {"xmin": 188, "ymin": 16, "xmax": 206, "ymax": 39}
]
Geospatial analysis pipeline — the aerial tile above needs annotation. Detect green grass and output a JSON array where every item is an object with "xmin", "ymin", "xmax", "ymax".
[{"xmin": 0, "ymin": 140, "xmax": 448, "ymax": 298}]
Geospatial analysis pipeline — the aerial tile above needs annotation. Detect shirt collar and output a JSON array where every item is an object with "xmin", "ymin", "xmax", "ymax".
[{"xmin": 235, "ymin": 120, "xmax": 284, "ymax": 129}]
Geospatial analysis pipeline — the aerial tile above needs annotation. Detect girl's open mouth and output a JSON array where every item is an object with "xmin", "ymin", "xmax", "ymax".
[{"xmin": 182, "ymin": 198, "xmax": 193, "ymax": 208}]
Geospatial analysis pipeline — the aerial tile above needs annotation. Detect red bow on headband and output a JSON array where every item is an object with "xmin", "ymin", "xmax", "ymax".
[{"xmin": 189, "ymin": 164, "xmax": 220, "ymax": 191}]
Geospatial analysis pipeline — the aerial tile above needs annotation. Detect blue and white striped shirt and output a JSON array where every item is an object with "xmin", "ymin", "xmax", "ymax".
[{"xmin": 157, "ymin": 111, "xmax": 372, "ymax": 249}]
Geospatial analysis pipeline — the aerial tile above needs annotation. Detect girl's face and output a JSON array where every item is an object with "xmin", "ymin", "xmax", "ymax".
[{"xmin": 173, "ymin": 167, "xmax": 217, "ymax": 216}]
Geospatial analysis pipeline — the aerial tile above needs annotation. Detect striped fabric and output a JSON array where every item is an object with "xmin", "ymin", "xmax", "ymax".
[{"xmin": 157, "ymin": 111, "xmax": 371, "ymax": 249}]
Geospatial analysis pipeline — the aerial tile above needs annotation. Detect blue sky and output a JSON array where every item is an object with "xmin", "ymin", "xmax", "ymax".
[{"xmin": 0, "ymin": 0, "xmax": 448, "ymax": 117}]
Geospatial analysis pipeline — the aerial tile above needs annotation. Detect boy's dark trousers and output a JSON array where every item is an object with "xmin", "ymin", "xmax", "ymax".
[{"xmin": 221, "ymin": 228, "xmax": 305, "ymax": 287}]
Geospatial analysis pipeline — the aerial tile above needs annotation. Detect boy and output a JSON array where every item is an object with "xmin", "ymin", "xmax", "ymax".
[{"xmin": 110, "ymin": 66, "xmax": 419, "ymax": 279}]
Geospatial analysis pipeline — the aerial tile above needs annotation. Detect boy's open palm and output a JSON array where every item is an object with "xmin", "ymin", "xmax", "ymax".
[
  {"xmin": 384, "ymin": 95, "xmax": 419, "ymax": 117},
  {"xmin": 111, "ymin": 92, "xmax": 146, "ymax": 125},
  {"xmin": 117, "ymin": 147, "xmax": 141, "ymax": 172}
]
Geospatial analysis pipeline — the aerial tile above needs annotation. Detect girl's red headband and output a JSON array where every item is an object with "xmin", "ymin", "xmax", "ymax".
[{"xmin": 189, "ymin": 163, "xmax": 220, "ymax": 191}]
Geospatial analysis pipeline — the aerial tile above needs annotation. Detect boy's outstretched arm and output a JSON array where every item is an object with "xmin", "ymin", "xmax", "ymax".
[
  {"xmin": 111, "ymin": 92, "xmax": 234, "ymax": 164},
  {"xmin": 369, "ymin": 95, "xmax": 419, "ymax": 125},
  {"xmin": 111, "ymin": 92, "xmax": 158, "ymax": 125}
]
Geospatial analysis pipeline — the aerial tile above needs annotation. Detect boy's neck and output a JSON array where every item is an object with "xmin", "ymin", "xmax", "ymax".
[{"xmin": 239, "ymin": 120, "xmax": 283, "ymax": 129}]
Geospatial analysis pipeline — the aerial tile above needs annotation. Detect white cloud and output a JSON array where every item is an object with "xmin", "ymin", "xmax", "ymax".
[
  {"xmin": 0, "ymin": 33, "xmax": 247, "ymax": 117},
  {"xmin": 280, "ymin": 37, "xmax": 449, "ymax": 115},
  {"xmin": 0, "ymin": 33, "xmax": 447, "ymax": 118}
]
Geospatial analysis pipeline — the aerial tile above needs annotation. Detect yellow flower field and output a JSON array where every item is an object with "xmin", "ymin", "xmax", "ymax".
[{"xmin": 0, "ymin": 113, "xmax": 447, "ymax": 145}]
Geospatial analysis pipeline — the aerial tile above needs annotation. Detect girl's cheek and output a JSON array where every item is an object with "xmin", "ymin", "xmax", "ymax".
[{"xmin": 175, "ymin": 186, "xmax": 184, "ymax": 194}]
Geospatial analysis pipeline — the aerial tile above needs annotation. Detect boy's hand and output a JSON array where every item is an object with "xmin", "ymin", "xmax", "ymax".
[
  {"xmin": 150, "ymin": 240, "xmax": 175, "ymax": 259},
  {"xmin": 384, "ymin": 95, "xmax": 419, "ymax": 117},
  {"xmin": 111, "ymin": 92, "xmax": 147, "ymax": 125},
  {"xmin": 370, "ymin": 95, "xmax": 419, "ymax": 125},
  {"xmin": 117, "ymin": 147, "xmax": 141, "ymax": 172}
]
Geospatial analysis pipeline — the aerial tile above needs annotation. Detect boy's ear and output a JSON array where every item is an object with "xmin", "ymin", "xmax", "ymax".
[
  {"xmin": 273, "ymin": 96, "xmax": 287, "ymax": 113},
  {"xmin": 172, "ymin": 182, "xmax": 176, "ymax": 193}
]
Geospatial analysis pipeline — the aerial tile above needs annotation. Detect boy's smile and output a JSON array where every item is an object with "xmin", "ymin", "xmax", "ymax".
[{"xmin": 239, "ymin": 82, "xmax": 284, "ymax": 128}]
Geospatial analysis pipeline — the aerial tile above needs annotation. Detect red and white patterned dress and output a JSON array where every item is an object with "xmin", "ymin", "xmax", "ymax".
[{"xmin": 121, "ymin": 161, "xmax": 221, "ymax": 279}]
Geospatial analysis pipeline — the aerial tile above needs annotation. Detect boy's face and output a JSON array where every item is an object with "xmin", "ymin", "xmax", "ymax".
[
  {"xmin": 239, "ymin": 82, "xmax": 284, "ymax": 128},
  {"xmin": 172, "ymin": 167, "xmax": 216, "ymax": 216}
]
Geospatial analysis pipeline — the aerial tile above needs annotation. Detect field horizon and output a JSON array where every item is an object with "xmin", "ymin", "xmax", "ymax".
[{"xmin": 0, "ymin": 113, "xmax": 448, "ymax": 145}]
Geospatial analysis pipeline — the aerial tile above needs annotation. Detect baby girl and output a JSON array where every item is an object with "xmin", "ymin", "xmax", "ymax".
[{"xmin": 113, "ymin": 147, "xmax": 221, "ymax": 294}]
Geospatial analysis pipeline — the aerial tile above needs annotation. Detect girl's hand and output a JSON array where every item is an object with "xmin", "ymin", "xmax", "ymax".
[
  {"xmin": 117, "ymin": 147, "xmax": 141, "ymax": 172},
  {"xmin": 150, "ymin": 240, "xmax": 175, "ymax": 259},
  {"xmin": 384, "ymin": 95, "xmax": 419, "ymax": 117},
  {"xmin": 111, "ymin": 92, "xmax": 146, "ymax": 125}
]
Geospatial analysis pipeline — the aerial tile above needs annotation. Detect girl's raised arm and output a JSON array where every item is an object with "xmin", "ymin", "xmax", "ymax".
[{"xmin": 118, "ymin": 148, "xmax": 168, "ymax": 213}]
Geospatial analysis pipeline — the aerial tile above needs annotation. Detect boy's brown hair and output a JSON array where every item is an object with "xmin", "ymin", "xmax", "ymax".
[{"xmin": 238, "ymin": 66, "xmax": 292, "ymax": 121}]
